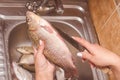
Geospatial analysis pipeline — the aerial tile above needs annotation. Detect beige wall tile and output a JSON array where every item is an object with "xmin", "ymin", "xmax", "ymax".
[
  {"xmin": 88, "ymin": 1, "xmax": 120, "ymax": 80},
  {"xmin": 88, "ymin": 0, "xmax": 120, "ymax": 54},
  {"xmin": 98, "ymin": 10, "xmax": 120, "ymax": 54},
  {"xmin": 88, "ymin": 0, "xmax": 116, "ymax": 33},
  {"xmin": 115, "ymin": 0, "xmax": 120, "ymax": 5}
]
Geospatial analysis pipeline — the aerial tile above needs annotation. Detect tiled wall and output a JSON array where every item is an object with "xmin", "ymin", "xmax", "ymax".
[
  {"xmin": 115, "ymin": 0, "xmax": 120, "ymax": 16},
  {"xmin": 115, "ymin": 0, "xmax": 120, "ymax": 5},
  {"xmin": 88, "ymin": 0, "xmax": 120, "ymax": 55},
  {"xmin": 88, "ymin": 0, "xmax": 120, "ymax": 80}
]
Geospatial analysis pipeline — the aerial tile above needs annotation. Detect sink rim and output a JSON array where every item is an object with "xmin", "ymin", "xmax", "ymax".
[
  {"xmin": 1, "ymin": 16, "xmax": 108, "ymax": 80},
  {"xmin": 0, "ymin": 1, "xmax": 108, "ymax": 80},
  {"xmin": 7, "ymin": 20, "xmax": 93, "ymax": 80}
]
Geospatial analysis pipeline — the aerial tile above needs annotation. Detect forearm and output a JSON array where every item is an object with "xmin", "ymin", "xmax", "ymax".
[
  {"xmin": 110, "ymin": 56, "xmax": 120, "ymax": 80},
  {"xmin": 112, "ymin": 68, "xmax": 120, "ymax": 80}
]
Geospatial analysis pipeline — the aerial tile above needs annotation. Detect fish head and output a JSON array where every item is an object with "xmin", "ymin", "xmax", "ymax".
[
  {"xmin": 26, "ymin": 11, "xmax": 43, "ymax": 44},
  {"xmin": 26, "ymin": 11, "xmax": 57, "ymax": 42},
  {"xmin": 26, "ymin": 11, "xmax": 52, "ymax": 32},
  {"xmin": 26, "ymin": 11, "xmax": 40, "ymax": 31}
]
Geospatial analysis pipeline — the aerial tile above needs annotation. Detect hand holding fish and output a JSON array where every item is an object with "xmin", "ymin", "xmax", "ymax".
[
  {"xmin": 34, "ymin": 40, "xmax": 55, "ymax": 80},
  {"xmin": 26, "ymin": 11, "xmax": 77, "ymax": 78},
  {"xmin": 73, "ymin": 36, "xmax": 120, "ymax": 80}
]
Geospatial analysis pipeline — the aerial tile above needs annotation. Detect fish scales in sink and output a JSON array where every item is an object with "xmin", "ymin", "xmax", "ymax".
[{"xmin": 26, "ymin": 11, "xmax": 78, "ymax": 78}]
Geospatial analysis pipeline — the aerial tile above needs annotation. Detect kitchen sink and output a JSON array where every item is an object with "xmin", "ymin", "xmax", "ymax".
[{"xmin": 0, "ymin": 0, "xmax": 108, "ymax": 80}]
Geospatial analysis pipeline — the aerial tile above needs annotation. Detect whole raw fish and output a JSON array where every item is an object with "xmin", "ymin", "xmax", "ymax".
[
  {"xmin": 19, "ymin": 54, "xmax": 34, "ymax": 64},
  {"xmin": 26, "ymin": 11, "xmax": 77, "ymax": 78}
]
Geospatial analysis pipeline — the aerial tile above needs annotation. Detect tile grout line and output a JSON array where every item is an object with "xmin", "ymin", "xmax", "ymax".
[
  {"xmin": 113, "ymin": 0, "xmax": 120, "ymax": 17},
  {"xmin": 101, "ymin": 5, "xmax": 118, "ymax": 31},
  {"xmin": 117, "ymin": 3, "xmax": 120, "ymax": 17},
  {"xmin": 113, "ymin": 0, "xmax": 118, "ymax": 7}
]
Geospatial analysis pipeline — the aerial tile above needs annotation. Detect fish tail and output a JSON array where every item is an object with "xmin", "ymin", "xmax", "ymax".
[{"xmin": 65, "ymin": 67, "xmax": 78, "ymax": 79}]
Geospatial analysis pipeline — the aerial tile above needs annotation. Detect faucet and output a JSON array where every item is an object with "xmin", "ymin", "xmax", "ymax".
[
  {"xmin": 54, "ymin": 0, "xmax": 64, "ymax": 14},
  {"xmin": 26, "ymin": 0, "xmax": 64, "ymax": 14}
]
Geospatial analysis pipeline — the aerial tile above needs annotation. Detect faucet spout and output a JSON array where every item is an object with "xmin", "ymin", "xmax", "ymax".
[
  {"xmin": 26, "ymin": 0, "xmax": 64, "ymax": 14},
  {"xmin": 39, "ymin": 0, "xmax": 49, "ymax": 7},
  {"xmin": 54, "ymin": 0, "xmax": 64, "ymax": 14}
]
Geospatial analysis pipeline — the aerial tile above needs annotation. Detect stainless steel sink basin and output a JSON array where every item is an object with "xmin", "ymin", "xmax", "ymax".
[{"xmin": 0, "ymin": 0, "xmax": 108, "ymax": 80}]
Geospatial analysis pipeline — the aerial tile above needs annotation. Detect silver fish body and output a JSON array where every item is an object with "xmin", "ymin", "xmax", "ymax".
[
  {"xmin": 26, "ymin": 11, "xmax": 77, "ymax": 78},
  {"xmin": 16, "ymin": 46, "xmax": 35, "ymax": 72},
  {"xmin": 19, "ymin": 54, "xmax": 34, "ymax": 64},
  {"xmin": 16, "ymin": 46, "xmax": 34, "ymax": 54}
]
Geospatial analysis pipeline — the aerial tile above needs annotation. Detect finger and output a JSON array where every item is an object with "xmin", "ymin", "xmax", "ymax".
[
  {"xmin": 81, "ymin": 50, "xmax": 93, "ymax": 62},
  {"xmin": 33, "ymin": 46, "xmax": 37, "ymax": 57},
  {"xmin": 77, "ymin": 50, "xmax": 93, "ymax": 62},
  {"xmin": 35, "ymin": 41, "xmax": 46, "ymax": 65},
  {"xmin": 37, "ymin": 40, "xmax": 45, "ymax": 54},
  {"xmin": 72, "ymin": 36, "xmax": 91, "ymax": 47},
  {"xmin": 89, "ymin": 62, "xmax": 95, "ymax": 68},
  {"xmin": 72, "ymin": 36, "xmax": 94, "ymax": 53},
  {"xmin": 77, "ymin": 52, "xmax": 83, "ymax": 57},
  {"xmin": 77, "ymin": 52, "xmax": 85, "ymax": 63},
  {"xmin": 36, "ymin": 40, "xmax": 46, "ymax": 61}
]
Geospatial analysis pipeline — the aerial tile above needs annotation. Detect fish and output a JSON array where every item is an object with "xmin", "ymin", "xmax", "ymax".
[
  {"xmin": 21, "ymin": 64, "xmax": 35, "ymax": 72},
  {"xmin": 17, "ymin": 53, "xmax": 35, "ymax": 72},
  {"xmin": 56, "ymin": 67, "xmax": 65, "ymax": 80},
  {"xmin": 26, "ymin": 11, "xmax": 78, "ymax": 78},
  {"xmin": 16, "ymin": 45, "xmax": 71, "ymax": 79},
  {"xmin": 16, "ymin": 46, "xmax": 34, "ymax": 55},
  {"xmin": 19, "ymin": 54, "xmax": 34, "ymax": 64},
  {"xmin": 16, "ymin": 46, "xmax": 67, "ymax": 79},
  {"xmin": 16, "ymin": 46, "xmax": 35, "ymax": 72},
  {"xmin": 12, "ymin": 62, "xmax": 33, "ymax": 80}
]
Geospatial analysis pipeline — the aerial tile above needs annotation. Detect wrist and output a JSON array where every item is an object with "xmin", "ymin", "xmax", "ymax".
[
  {"xmin": 110, "ymin": 55, "xmax": 120, "ymax": 72},
  {"xmin": 35, "ymin": 69, "xmax": 54, "ymax": 80},
  {"xmin": 36, "ymin": 72, "xmax": 54, "ymax": 80}
]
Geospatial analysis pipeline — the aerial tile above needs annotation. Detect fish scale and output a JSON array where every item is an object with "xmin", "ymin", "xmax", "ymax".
[{"xmin": 44, "ymin": 48, "xmax": 71, "ymax": 68}]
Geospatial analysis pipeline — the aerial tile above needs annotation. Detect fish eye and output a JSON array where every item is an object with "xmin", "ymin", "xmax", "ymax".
[{"xmin": 26, "ymin": 17, "xmax": 31, "ymax": 22}]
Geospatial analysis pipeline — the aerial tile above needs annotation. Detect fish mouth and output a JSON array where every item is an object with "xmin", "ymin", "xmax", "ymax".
[
  {"xmin": 26, "ymin": 11, "xmax": 33, "ymax": 23},
  {"xmin": 26, "ymin": 11, "xmax": 37, "ymax": 31},
  {"xmin": 26, "ymin": 11, "xmax": 33, "ymax": 17}
]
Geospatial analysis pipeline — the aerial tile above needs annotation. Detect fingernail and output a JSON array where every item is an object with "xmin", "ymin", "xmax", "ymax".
[
  {"xmin": 77, "ymin": 52, "xmax": 82, "ymax": 57},
  {"xmin": 39, "ymin": 40, "xmax": 43, "ymax": 45},
  {"xmin": 71, "ymin": 36, "xmax": 75, "ymax": 39}
]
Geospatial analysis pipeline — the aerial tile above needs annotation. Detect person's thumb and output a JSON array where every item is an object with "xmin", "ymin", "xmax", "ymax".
[
  {"xmin": 33, "ymin": 40, "xmax": 45, "ymax": 58},
  {"xmin": 37, "ymin": 40, "xmax": 45, "ymax": 54}
]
